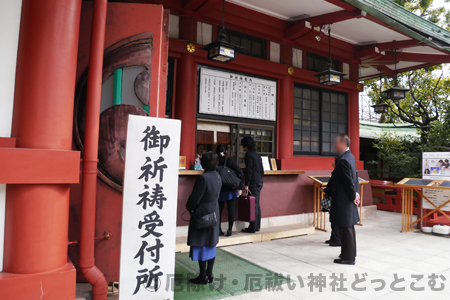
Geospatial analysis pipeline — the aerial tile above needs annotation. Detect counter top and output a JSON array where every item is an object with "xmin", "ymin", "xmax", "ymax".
[{"xmin": 179, "ymin": 170, "xmax": 305, "ymax": 176}]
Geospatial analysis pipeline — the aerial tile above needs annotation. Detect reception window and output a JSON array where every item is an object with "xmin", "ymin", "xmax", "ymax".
[
  {"xmin": 196, "ymin": 121, "xmax": 275, "ymax": 166},
  {"xmin": 293, "ymin": 85, "xmax": 347, "ymax": 156}
]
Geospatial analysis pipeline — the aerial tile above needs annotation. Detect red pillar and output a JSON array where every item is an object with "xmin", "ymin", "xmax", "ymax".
[
  {"xmin": 5, "ymin": 0, "xmax": 82, "ymax": 274},
  {"xmin": 280, "ymin": 44, "xmax": 293, "ymax": 66},
  {"xmin": 175, "ymin": 54, "xmax": 197, "ymax": 167},
  {"xmin": 348, "ymin": 90, "xmax": 360, "ymax": 161},
  {"xmin": 278, "ymin": 75, "xmax": 294, "ymax": 161}
]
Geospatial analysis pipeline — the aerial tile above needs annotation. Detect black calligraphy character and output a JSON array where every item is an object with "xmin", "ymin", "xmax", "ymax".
[
  {"xmin": 141, "ymin": 126, "xmax": 160, "ymax": 151},
  {"xmin": 134, "ymin": 240, "xmax": 149, "ymax": 265},
  {"xmin": 137, "ymin": 185, "xmax": 151, "ymax": 209},
  {"xmin": 149, "ymin": 184, "xmax": 167, "ymax": 209},
  {"xmin": 138, "ymin": 157, "xmax": 153, "ymax": 182},
  {"xmin": 133, "ymin": 239, "xmax": 164, "ymax": 265},
  {"xmin": 138, "ymin": 211, "xmax": 163, "ymax": 238},
  {"xmin": 159, "ymin": 135, "xmax": 171, "ymax": 154},
  {"xmin": 133, "ymin": 266, "xmax": 163, "ymax": 294},
  {"xmin": 152, "ymin": 157, "xmax": 167, "ymax": 182},
  {"xmin": 147, "ymin": 238, "xmax": 164, "ymax": 263}
]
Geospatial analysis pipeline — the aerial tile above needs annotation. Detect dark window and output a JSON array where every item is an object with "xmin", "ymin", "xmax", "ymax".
[
  {"xmin": 165, "ymin": 58, "xmax": 175, "ymax": 118},
  {"xmin": 306, "ymin": 52, "xmax": 341, "ymax": 73},
  {"xmin": 222, "ymin": 29, "xmax": 266, "ymax": 59},
  {"xmin": 236, "ymin": 125, "xmax": 274, "ymax": 165},
  {"xmin": 294, "ymin": 85, "xmax": 347, "ymax": 156}
]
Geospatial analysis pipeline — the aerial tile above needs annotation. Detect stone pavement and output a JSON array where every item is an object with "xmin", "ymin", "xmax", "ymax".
[{"xmin": 221, "ymin": 210, "xmax": 450, "ymax": 299}]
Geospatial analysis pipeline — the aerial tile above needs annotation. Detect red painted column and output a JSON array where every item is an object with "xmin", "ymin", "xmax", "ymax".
[
  {"xmin": 278, "ymin": 75, "xmax": 294, "ymax": 160},
  {"xmin": 175, "ymin": 54, "xmax": 197, "ymax": 167},
  {"xmin": 280, "ymin": 44, "xmax": 293, "ymax": 66},
  {"xmin": 5, "ymin": 0, "xmax": 82, "ymax": 273},
  {"xmin": 348, "ymin": 90, "xmax": 360, "ymax": 160}
]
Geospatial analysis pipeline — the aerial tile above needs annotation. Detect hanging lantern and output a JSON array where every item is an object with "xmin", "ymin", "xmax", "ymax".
[
  {"xmin": 382, "ymin": 49, "xmax": 409, "ymax": 101},
  {"xmin": 313, "ymin": 25, "xmax": 346, "ymax": 86},
  {"xmin": 372, "ymin": 103, "xmax": 390, "ymax": 114},
  {"xmin": 201, "ymin": 0, "xmax": 242, "ymax": 63},
  {"xmin": 382, "ymin": 85, "xmax": 409, "ymax": 102}
]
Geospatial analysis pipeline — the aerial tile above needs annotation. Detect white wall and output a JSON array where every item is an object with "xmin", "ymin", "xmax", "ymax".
[{"xmin": 0, "ymin": 0, "xmax": 23, "ymax": 272}]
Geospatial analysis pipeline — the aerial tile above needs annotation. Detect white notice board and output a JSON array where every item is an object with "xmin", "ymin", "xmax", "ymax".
[
  {"xmin": 422, "ymin": 152, "xmax": 450, "ymax": 211},
  {"xmin": 119, "ymin": 115, "xmax": 181, "ymax": 299},
  {"xmin": 199, "ymin": 68, "xmax": 277, "ymax": 121}
]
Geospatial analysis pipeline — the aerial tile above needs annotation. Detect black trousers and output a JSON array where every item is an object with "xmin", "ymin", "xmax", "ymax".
[
  {"xmin": 218, "ymin": 198, "xmax": 236, "ymax": 231},
  {"xmin": 330, "ymin": 224, "xmax": 341, "ymax": 244},
  {"xmin": 248, "ymin": 185, "xmax": 262, "ymax": 232},
  {"xmin": 339, "ymin": 226, "xmax": 356, "ymax": 261}
]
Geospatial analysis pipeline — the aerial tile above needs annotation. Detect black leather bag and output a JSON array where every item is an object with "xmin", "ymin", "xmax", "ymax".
[
  {"xmin": 217, "ymin": 158, "xmax": 241, "ymax": 190},
  {"xmin": 192, "ymin": 210, "xmax": 217, "ymax": 230}
]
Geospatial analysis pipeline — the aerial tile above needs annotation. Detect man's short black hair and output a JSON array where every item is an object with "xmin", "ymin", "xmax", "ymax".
[
  {"xmin": 241, "ymin": 136, "xmax": 256, "ymax": 150},
  {"xmin": 201, "ymin": 151, "xmax": 219, "ymax": 171},
  {"xmin": 337, "ymin": 133, "xmax": 351, "ymax": 147}
]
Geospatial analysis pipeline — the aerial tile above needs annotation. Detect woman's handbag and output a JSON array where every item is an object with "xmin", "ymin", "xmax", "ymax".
[
  {"xmin": 192, "ymin": 210, "xmax": 217, "ymax": 230},
  {"xmin": 217, "ymin": 158, "xmax": 241, "ymax": 189},
  {"xmin": 321, "ymin": 194, "xmax": 332, "ymax": 212}
]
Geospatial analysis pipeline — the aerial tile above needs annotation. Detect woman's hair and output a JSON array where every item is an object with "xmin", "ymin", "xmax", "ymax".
[
  {"xmin": 201, "ymin": 151, "xmax": 219, "ymax": 171},
  {"xmin": 215, "ymin": 144, "xmax": 227, "ymax": 157},
  {"xmin": 241, "ymin": 136, "xmax": 256, "ymax": 150}
]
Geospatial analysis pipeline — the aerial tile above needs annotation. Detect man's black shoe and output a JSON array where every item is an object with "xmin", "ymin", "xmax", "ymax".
[
  {"xmin": 325, "ymin": 240, "xmax": 330, "ymax": 244},
  {"xmin": 329, "ymin": 242, "xmax": 341, "ymax": 247},
  {"xmin": 333, "ymin": 259, "xmax": 355, "ymax": 265}
]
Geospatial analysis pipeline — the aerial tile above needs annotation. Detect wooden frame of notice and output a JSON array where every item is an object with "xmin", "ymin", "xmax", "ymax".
[
  {"xmin": 396, "ymin": 178, "xmax": 450, "ymax": 232},
  {"xmin": 308, "ymin": 175, "xmax": 369, "ymax": 232}
]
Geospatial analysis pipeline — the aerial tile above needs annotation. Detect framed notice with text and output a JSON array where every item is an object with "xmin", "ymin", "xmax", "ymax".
[
  {"xmin": 422, "ymin": 151, "xmax": 450, "ymax": 211},
  {"xmin": 199, "ymin": 67, "xmax": 277, "ymax": 121},
  {"xmin": 119, "ymin": 115, "xmax": 181, "ymax": 299}
]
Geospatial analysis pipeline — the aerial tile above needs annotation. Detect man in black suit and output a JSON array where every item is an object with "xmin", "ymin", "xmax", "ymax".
[{"xmin": 325, "ymin": 134, "xmax": 360, "ymax": 265}]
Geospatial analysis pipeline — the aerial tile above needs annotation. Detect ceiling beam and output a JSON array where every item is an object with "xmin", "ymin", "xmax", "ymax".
[
  {"xmin": 309, "ymin": 9, "xmax": 365, "ymax": 27},
  {"xmin": 196, "ymin": 0, "xmax": 222, "ymax": 14},
  {"xmin": 375, "ymin": 65, "xmax": 396, "ymax": 78},
  {"xmin": 284, "ymin": 21, "xmax": 312, "ymax": 41},
  {"xmin": 355, "ymin": 39, "xmax": 420, "ymax": 52},
  {"xmin": 354, "ymin": 47, "xmax": 383, "ymax": 61},
  {"xmin": 182, "ymin": 0, "xmax": 206, "ymax": 11}
]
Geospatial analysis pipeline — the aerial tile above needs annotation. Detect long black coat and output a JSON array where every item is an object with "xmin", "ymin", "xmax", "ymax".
[
  {"xmin": 244, "ymin": 149, "xmax": 264, "ymax": 188},
  {"xmin": 186, "ymin": 171, "xmax": 222, "ymax": 247},
  {"xmin": 325, "ymin": 150, "xmax": 359, "ymax": 227}
]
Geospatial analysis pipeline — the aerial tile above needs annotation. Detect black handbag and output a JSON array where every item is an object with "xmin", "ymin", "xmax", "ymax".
[
  {"xmin": 217, "ymin": 158, "xmax": 241, "ymax": 189},
  {"xmin": 192, "ymin": 210, "xmax": 217, "ymax": 230}
]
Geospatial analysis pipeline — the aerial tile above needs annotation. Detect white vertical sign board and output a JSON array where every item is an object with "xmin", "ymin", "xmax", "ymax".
[
  {"xmin": 199, "ymin": 68, "xmax": 277, "ymax": 121},
  {"xmin": 119, "ymin": 115, "xmax": 181, "ymax": 299},
  {"xmin": 422, "ymin": 152, "xmax": 450, "ymax": 211}
]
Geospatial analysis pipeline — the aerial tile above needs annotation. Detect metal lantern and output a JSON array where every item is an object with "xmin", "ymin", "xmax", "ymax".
[
  {"xmin": 382, "ymin": 49, "xmax": 409, "ymax": 101},
  {"xmin": 201, "ymin": 32, "xmax": 237, "ymax": 63},
  {"xmin": 201, "ymin": 0, "xmax": 242, "ymax": 63},
  {"xmin": 382, "ymin": 85, "xmax": 409, "ymax": 102},
  {"xmin": 371, "ymin": 103, "xmax": 390, "ymax": 114},
  {"xmin": 313, "ymin": 25, "xmax": 346, "ymax": 86}
]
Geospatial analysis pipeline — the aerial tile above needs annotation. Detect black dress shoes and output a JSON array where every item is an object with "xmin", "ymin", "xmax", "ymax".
[
  {"xmin": 325, "ymin": 240, "xmax": 330, "ymax": 244},
  {"xmin": 241, "ymin": 228, "xmax": 255, "ymax": 233},
  {"xmin": 333, "ymin": 259, "xmax": 355, "ymax": 265},
  {"xmin": 329, "ymin": 242, "xmax": 342, "ymax": 247},
  {"xmin": 190, "ymin": 276, "xmax": 209, "ymax": 285}
]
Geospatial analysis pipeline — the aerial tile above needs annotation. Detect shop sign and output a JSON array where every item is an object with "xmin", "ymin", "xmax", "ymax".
[{"xmin": 119, "ymin": 115, "xmax": 181, "ymax": 299}]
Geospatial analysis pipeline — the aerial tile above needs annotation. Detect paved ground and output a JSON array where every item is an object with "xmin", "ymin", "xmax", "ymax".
[{"xmin": 221, "ymin": 211, "xmax": 450, "ymax": 299}]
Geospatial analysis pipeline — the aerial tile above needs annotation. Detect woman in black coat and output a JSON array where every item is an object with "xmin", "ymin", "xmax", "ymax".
[
  {"xmin": 216, "ymin": 144, "xmax": 244, "ymax": 237},
  {"xmin": 186, "ymin": 152, "xmax": 222, "ymax": 285}
]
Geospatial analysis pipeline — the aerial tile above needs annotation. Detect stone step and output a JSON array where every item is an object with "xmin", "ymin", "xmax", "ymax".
[{"xmin": 176, "ymin": 223, "xmax": 315, "ymax": 253}]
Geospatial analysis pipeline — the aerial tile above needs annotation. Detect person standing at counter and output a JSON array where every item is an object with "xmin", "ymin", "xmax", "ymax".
[
  {"xmin": 241, "ymin": 136, "xmax": 264, "ymax": 234},
  {"xmin": 216, "ymin": 144, "xmax": 244, "ymax": 237},
  {"xmin": 186, "ymin": 152, "xmax": 222, "ymax": 284}
]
